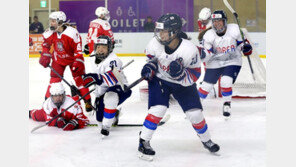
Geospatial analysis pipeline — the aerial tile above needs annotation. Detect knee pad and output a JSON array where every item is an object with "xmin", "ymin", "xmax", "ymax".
[
  {"xmin": 220, "ymin": 76, "xmax": 233, "ymax": 88},
  {"xmin": 220, "ymin": 76, "xmax": 233, "ymax": 97},
  {"xmin": 103, "ymin": 92, "xmax": 119, "ymax": 109},
  {"xmin": 199, "ymin": 82, "xmax": 214, "ymax": 99},
  {"xmin": 148, "ymin": 105, "xmax": 167, "ymax": 118},
  {"xmin": 185, "ymin": 109, "xmax": 204, "ymax": 124}
]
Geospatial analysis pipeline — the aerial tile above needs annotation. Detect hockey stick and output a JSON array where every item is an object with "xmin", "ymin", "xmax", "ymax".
[
  {"xmin": 124, "ymin": 77, "xmax": 145, "ymax": 93},
  {"xmin": 48, "ymin": 65, "xmax": 96, "ymax": 111},
  {"xmin": 223, "ymin": 0, "xmax": 256, "ymax": 81},
  {"xmin": 31, "ymin": 88, "xmax": 95, "ymax": 133},
  {"xmin": 122, "ymin": 59, "xmax": 134, "ymax": 69},
  {"xmin": 87, "ymin": 114, "xmax": 171, "ymax": 127}
]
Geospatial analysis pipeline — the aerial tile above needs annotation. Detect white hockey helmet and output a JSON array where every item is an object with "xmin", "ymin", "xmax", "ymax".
[
  {"xmin": 50, "ymin": 82, "xmax": 66, "ymax": 108},
  {"xmin": 95, "ymin": 7, "xmax": 110, "ymax": 21},
  {"xmin": 50, "ymin": 82, "xmax": 65, "ymax": 96},
  {"xmin": 49, "ymin": 11, "xmax": 67, "ymax": 23},
  {"xmin": 199, "ymin": 7, "xmax": 211, "ymax": 20}
]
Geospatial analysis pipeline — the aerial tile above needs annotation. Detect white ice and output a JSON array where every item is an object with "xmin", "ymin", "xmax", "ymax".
[{"xmin": 29, "ymin": 57, "xmax": 266, "ymax": 167}]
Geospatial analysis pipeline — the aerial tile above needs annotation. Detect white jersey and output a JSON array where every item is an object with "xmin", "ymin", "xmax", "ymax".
[
  {"xmin": 145, "ymin": 37, "xmax": 201, "ymax": 87},
  {"xmin": 88, "ymin": 52, "xmax": 127, "ymax": 97},
  {"xmin": 202, "ymin": 24, "xmax": 244, "ymax": 69},
  {"xmin": 42, "ymin": 96, "xmax": 82, "ymax": 116}
]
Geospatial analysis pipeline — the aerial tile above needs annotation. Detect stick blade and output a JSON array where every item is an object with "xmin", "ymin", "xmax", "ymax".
[{"xmin": 31, "ymin": 124, "xmax": 47, "ymax": 133}]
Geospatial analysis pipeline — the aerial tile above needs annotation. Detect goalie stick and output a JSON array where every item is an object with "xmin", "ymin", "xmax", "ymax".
[
  {"xmin": 31, "ymin": 88, "xmax": 95, "ymax": 133},
  {"xmin": 222, "ymin": 0, "xmax": 256, "ymax": 81},
  {"xmin": 87, "ymin": 114, "xmax": 171, "ymax": 127}
]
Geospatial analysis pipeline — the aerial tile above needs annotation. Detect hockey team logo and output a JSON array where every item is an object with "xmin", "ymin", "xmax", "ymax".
[
  {"xmin": 216, "ymin": 45, "xmax": 235, "ymax": 54},
  {"xmin": 57, "ymin": 42, "xmax": 64, "ymax": 52}
]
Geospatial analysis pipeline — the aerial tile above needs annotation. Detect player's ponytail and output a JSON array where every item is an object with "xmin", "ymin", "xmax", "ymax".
[{"xmin": 177, "ymin": 31, "xmax": 191, "ymax": 40}]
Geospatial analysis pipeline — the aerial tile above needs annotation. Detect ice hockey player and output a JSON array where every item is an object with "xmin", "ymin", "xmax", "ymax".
[
  {"xmin": 29, "ymin": 82, "xmax": 89, "ymax": 131},
  {"xmin": 138, "ymin": 13, "xmax": 220, "ymax": 161},
  {"xmin": 82, "ymin": 35, "xmax": 132, "ymax": 137},
  {"xmin": 197, "ymin": 7, "xmax": 212, "ymax": 32},
  {"xmin": 84, "ymin": 7, "xmax": 114, "ymax": 55},
  {"xmin": 39, "ymin": 11, "xmax": 93, "ymax": 112},
  {"xmin": 198, "ymin": 10, "xmax": 253, "ymax": 118},
  {"xmin": 29, "ymin": 37, "xmax": 33, "ymax": 46},
  {"xmin": 197, "ymin": 7, "xmax": 212, "ymax": 47}
]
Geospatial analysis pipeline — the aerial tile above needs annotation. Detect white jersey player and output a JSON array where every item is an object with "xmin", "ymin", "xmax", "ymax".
[
  {"xmin": 198, "ymin": 10, "xmax": 253, "ymax": 117},
  {"xmin": 138, "ymin": 13, "xmax": 220, "ymax": 161},
  {"xmin": 82, "ymin": 35, "xmax": 131, "ymax": 137}
]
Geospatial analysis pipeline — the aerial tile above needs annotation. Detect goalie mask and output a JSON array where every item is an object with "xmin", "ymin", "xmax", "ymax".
[
  {"xmin": 49, "ymin": 11, "xmax": 67, "ymax": 31},
  {"xmin": 93, "ymin": 35, "xmax": 113, "ymax": 64},
  {"xmin": 154, "ymin": 13, "xmax": 183, "ymax": 46},
  {"xmin": 50, "ymin": 82, "xmax": 66, "ymax": 109},
  {"xmin": 211, "ymin": 10, "xmax": 227, "ymax": 35}
]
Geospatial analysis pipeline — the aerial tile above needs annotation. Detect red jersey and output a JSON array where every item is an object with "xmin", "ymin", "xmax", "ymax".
[
  {"xmin": 197, "ymin": 19, "xmax": 212, "ymax": 32},
  {"xmin": 34, "ymin": 95, "xmax": 89, "ymax": 128},
  {"xmin": 42, "ymin": 26, "xmax": 84, "ymax": 66},
  {"xmin": 86, "ymin": 18, "xmax": 114, "ymax": 54}
]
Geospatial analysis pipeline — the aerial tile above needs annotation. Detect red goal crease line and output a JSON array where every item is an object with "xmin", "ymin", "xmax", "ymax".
[{"xmin": 29, "ymin": 54, "xmax": 266, "ymax": 58}]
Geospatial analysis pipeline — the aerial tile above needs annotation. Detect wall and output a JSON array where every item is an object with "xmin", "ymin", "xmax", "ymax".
[
  {"xmin": 80, "ymin": 32, "xmax": 266, "ymax": 56},
  {"xmin": 29, "ymin": 0, "xmax": 266, "ymax": 32}
]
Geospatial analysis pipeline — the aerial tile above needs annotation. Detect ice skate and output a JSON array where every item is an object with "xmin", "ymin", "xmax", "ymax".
[
  {"xmin": 138, "ymin": 138, "xmax": 155, "ymax": 161},
  {"xmin": 223, "ymin": 102, "xmax": 231, "ymax": 118},
  {"xmin": 85, "ymin": 99, "xmax": 93, "ymax": 112},
  {"xmin": 101, "ymin": 126, "xmax": 110, "ymax": 137},
  {"xmin": 202, "ymin": 139, "xmax": 220, "ymax": 153}
]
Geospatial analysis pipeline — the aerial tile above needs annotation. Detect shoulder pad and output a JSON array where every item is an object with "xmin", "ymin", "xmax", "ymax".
[{"xmin": 42, "ymin": 28, "xmax": 54, "ymax": 39}]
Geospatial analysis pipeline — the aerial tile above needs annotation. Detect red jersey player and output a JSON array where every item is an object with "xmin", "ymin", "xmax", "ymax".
[
  {"xmin": 197, "ymin": 7, "xmax": 212, "ymax": 32},
  {"xmin": 84, "ymin": 7, "xmax": 114, "ymax": 55},
  {"xmin": 29, "ymin": 82, "xmax": 89, "ymax": 131},
  {"xmin": 29, "ymin": 37, "xmax": 33, "ymax": 46},
  {"xmin": 39, "ymin": 11, "xmax": 92, "ymax": 112}
]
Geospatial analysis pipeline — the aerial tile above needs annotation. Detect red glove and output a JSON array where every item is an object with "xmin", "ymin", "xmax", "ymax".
[
  {"xmin": 72, "ymin": 58, "xmax": 85, "ymax": 76},
  {"xmin": 56, "ymin": 117, "xmax": 67, "ymax": 128},
  {"xmin": 39, "ymin": 52, "xmax": 51, "ymax": 68},
  {"xmin": 63, "ymin": 119, "xmax": 79, "ymax": 131}
]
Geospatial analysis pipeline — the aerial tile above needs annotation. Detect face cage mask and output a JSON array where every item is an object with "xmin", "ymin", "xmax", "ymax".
[
  {"xmin": 94, "ymin": 44, "xmax": 110, "ymax": 64},
  {"xmin": 49, "ymin": 19, "xmax": 66, "ymax": 31},
  {"xmin": 154, "ymin": 28, "xmax": 178, "ymax": 46},
  {"xmin": 212, "ymin": 19, "xmax": 227, "ymax": 35},
  {"xmin": 50, "ymin": 93, "xmax": 65, "ymax": 109}
]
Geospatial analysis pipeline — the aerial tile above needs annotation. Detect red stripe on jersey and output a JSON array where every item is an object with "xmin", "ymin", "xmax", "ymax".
[
  {"xmin": 101, "ymin": 75, "xmax": 110, "ymax": 86},
  {"xmin": 145, "ymin": 114, "xmax": 162, "ymax": 124},
  {"xmin": 193, "ymin": 119, "xmax": 206, "ymax": 130}
]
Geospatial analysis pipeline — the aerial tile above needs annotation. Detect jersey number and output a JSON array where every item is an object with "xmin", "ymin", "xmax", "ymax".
[{"xmin": 109, "ymin": 60, "xmax": 117, "ymax": 69}]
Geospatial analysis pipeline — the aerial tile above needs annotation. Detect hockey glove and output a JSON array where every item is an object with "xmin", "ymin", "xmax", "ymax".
[
  {"xmin": 39, "ymin": 52, "xmax": 51, "ymax": 68},
  {"xmin": 242, "ymin": 43, "xmax": 253, "ymax": 56},
  {"xmin": 56, "ymin": 117, "xmax": 67, "ymax": 128},
  {"xmin": 84, "ymin": 44, "xmax": 89, "ymax": 55},
  {"xmin": 141, "ymin": 61, "xmax": 158, "ymax": 81},
  {"xmin": 63, "ymin": 119, "xmax": 79, "ymax": 131},
  {"xmin": 168, "ymin": 58, "xmax": 185, "ymax": 81},
  {"xmin": 83, "ymin": 73, "xmax": 103, "ymax": 87},
  {"xmin": 197, "ymin": 46, "xmax": 206, "ymax": 60},
  {"xmin": 72, "ymin": 58, "xmax": 85, "ymax": 75}
]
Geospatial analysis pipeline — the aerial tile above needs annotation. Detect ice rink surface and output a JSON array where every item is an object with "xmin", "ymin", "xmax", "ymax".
[{"xmin": 29, "ymin": 57, "xmax": 266, "ymax": 167}]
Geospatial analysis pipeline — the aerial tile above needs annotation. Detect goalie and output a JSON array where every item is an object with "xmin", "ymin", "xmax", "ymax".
[{"xmin": 82, "ymin": 35, "xmax": 132, "ymax": 137}]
